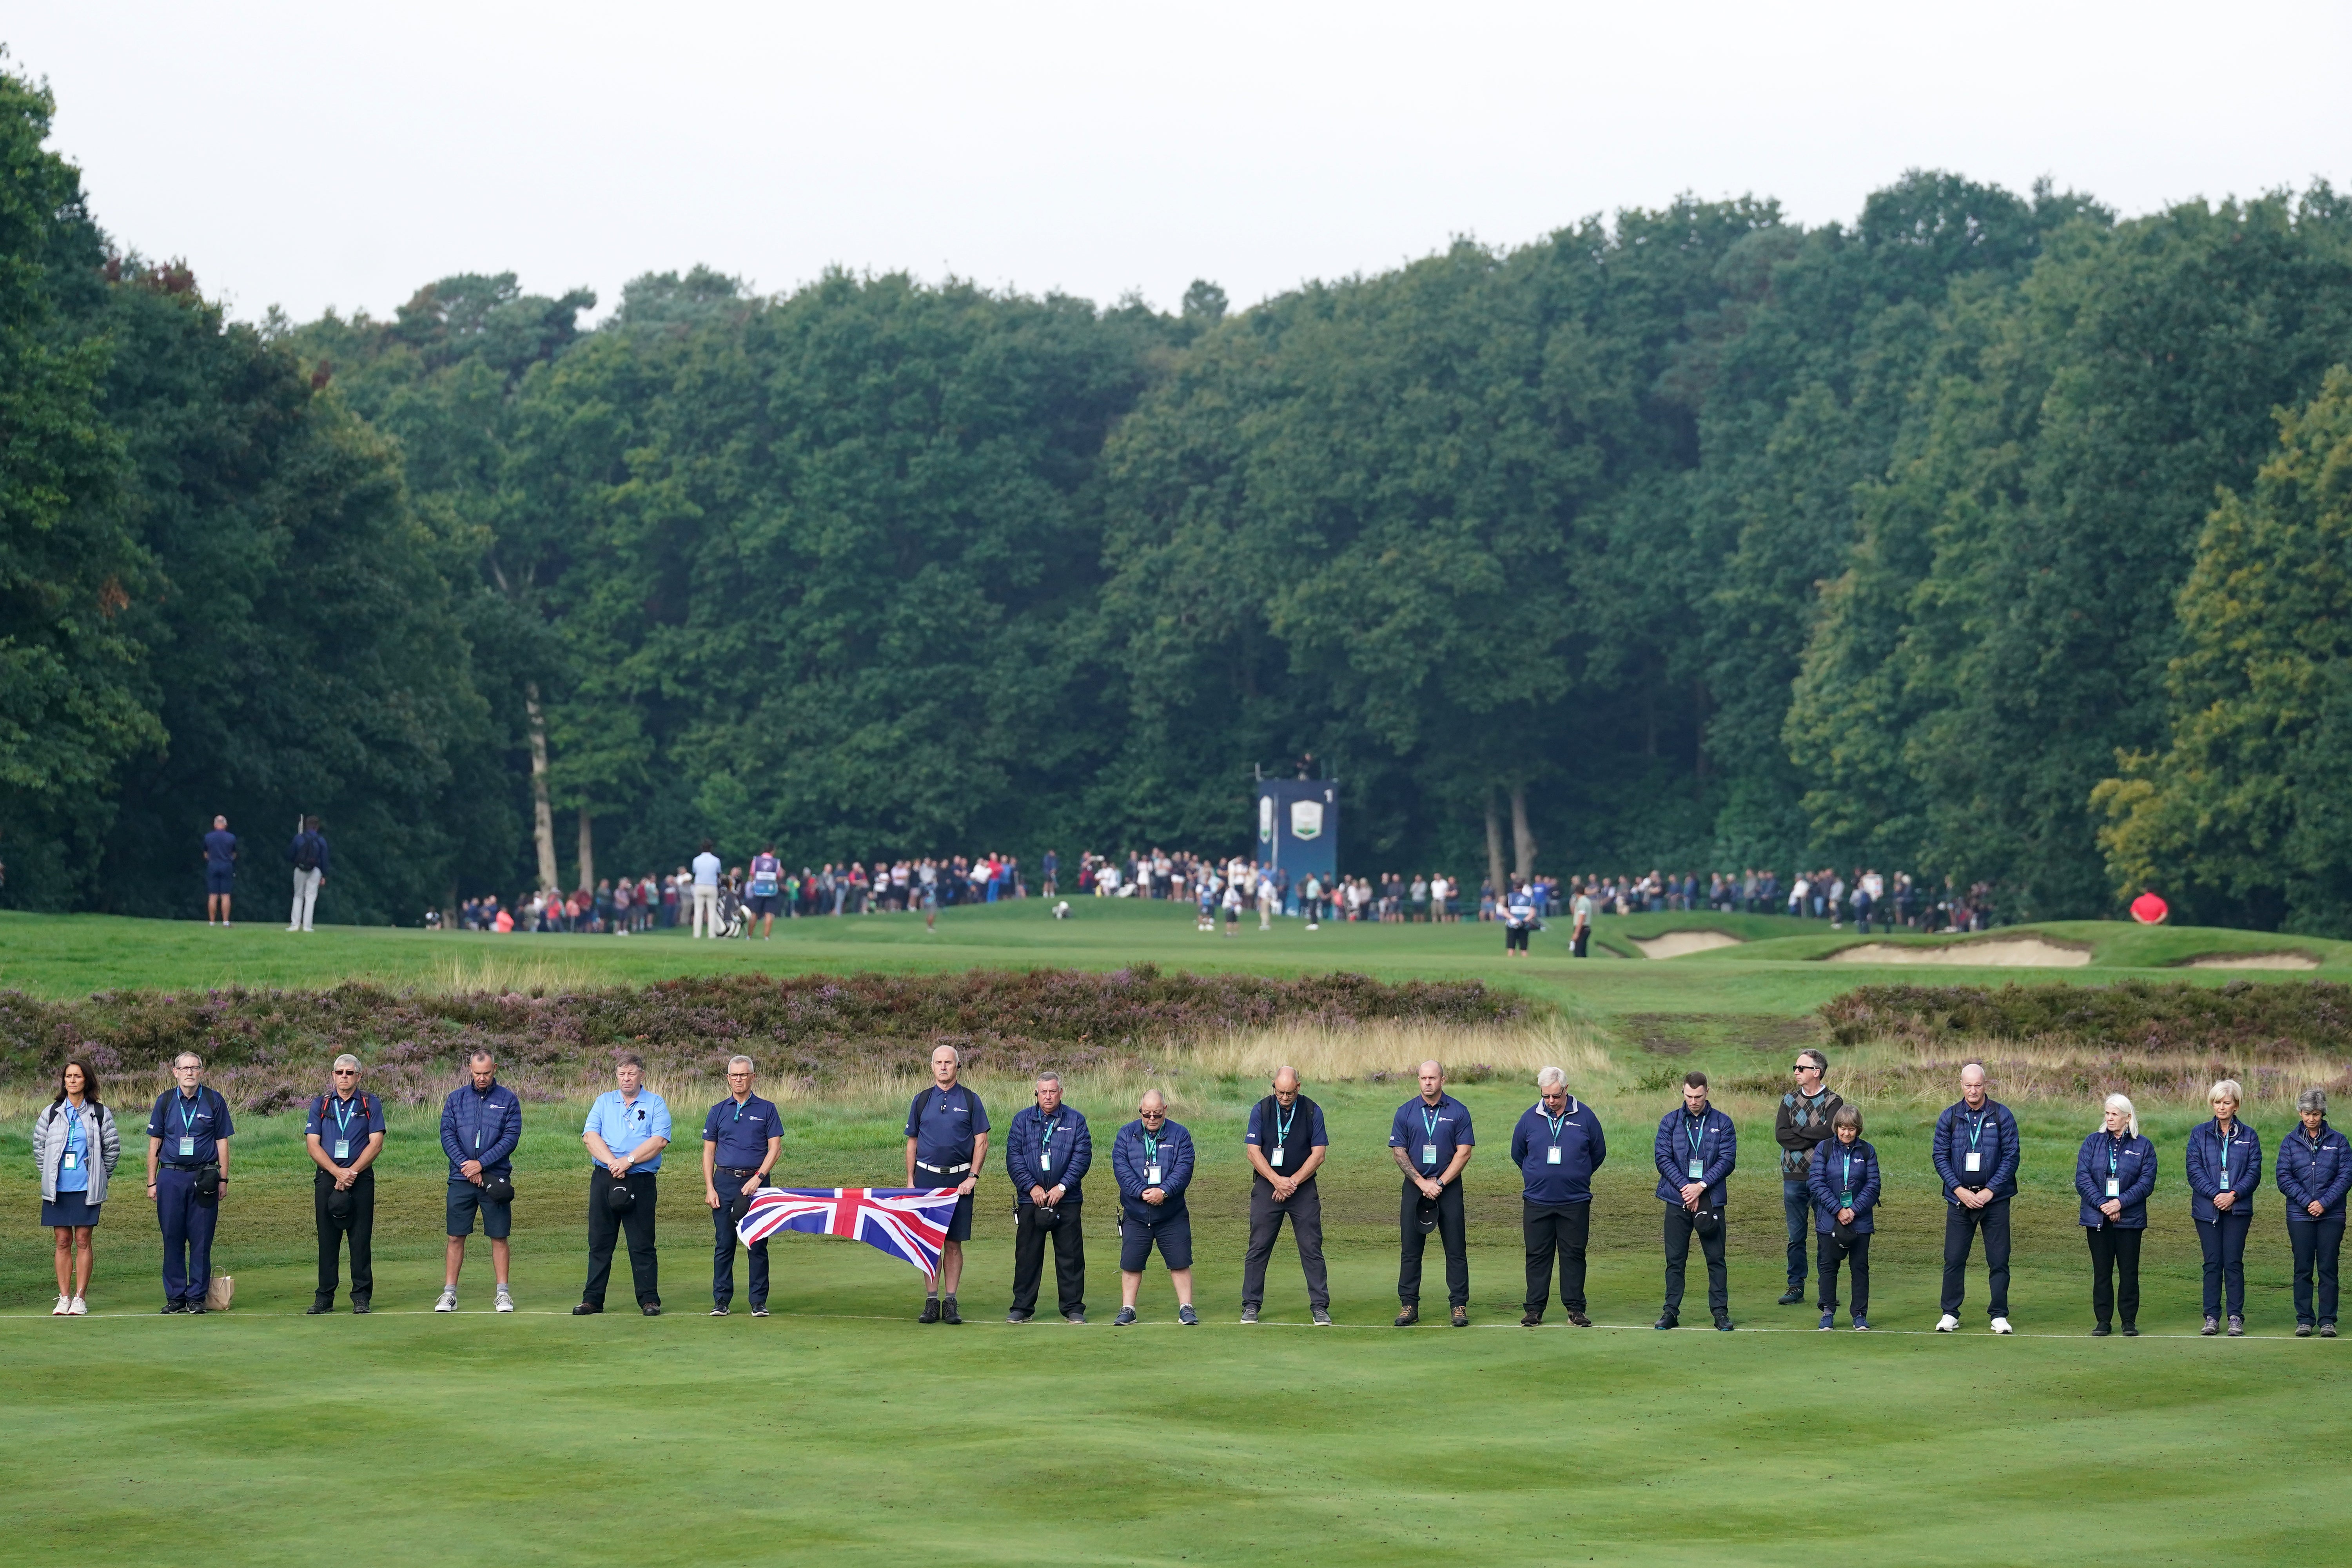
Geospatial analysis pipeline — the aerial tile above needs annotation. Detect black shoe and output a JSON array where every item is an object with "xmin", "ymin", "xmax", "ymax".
[
  {"xmin": 919, "ymin": 1297, "xmax": 941, "ymax": 1324},
  {"xmin": 1654, "ymin": 1313, "xmax": 1678, "ymax": 1330},
  {"xmin": 1714, "ymin": 1314, "xmax": 1735, "ymax": 1332},
  {"xmin": 751, "ymin": 1306, "xmax": 769, "ymax": 1318},
  {"xmin": 941, "ymin": 1296, "xmax": 962, "ymax": 1325},
  {"xmin": 711, "ymin": 1306, "xmax": 731, "ymax": 1317},
  {"xmin": 1451, "ymin": 1307, "xmax": 1469, "ymax": 1328},
  {"xmin": 1394, "ymin": 1305, "xmax": 1419, "ymax": 1327},
  {"xmin": 1520, "ymin": 1309, "xmax": 1543, "ymax": 1327},
  {"xmin": 305, "ymin": 1301, "xmax": 332, "ymax": 1316},
  {"xmin": 2122, "ymin": 1322, "xmax": 2140, "ymax": 1337},
  {"xmin": 1777, "ymin": 1288, "xmax": 1805, "ymax": 1306},
  {"xmin": 1565, "ymin": 1309, "xmax": 1592, "ymax": 1328},
  {"xmin": 1065, "ymin": 1310, "xmax": 1087, "ymax": 1324},
  {"xmin": 572, "ymin": 1302, "xmax": 602, "ymax": 1315},
  {"xmin": 2091, "ymin": 1323, "xmax": 2111, "ymax": 1337},
  {"xmin": 161, "ymin": 1303, "xmax": 183, "ymax": 1315},
  {"xmin": 1007, "ymin": 1309, "xmax": 1033, "ymax": 1323},
  {"xmin": 187, "ymin": 1305, "xmax": 207, "ymax": 1315},
  {"xmin": 351, "ymin": 1300, "xmax": 370, "ymax": 1315}
]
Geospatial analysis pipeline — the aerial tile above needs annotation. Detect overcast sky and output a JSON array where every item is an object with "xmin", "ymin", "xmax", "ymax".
[{"xmin": 7, "ymin": 1, "xmax": 2348, "ymax": 324}]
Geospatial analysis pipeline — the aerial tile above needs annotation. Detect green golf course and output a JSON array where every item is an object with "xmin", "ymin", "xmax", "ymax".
[{"xmin": 4, "ymin": 902, "xmax": 2348, "ymax": 1564}]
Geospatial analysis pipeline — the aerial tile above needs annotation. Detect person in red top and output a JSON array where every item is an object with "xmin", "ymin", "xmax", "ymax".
[{"xmin": 2130, "ymin": 889, "xmax": 2169, "ymax": 925}]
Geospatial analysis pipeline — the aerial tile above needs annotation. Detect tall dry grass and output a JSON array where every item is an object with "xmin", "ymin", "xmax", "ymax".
[{"xmin": 1750, "ymin": 1035, "xmax": 2350, "ymax": 1115}]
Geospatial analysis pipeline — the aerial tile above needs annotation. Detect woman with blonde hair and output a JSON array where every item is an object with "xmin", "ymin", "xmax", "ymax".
[
  {"xmin": 2187, "ymin": 1078, "xmax": 2263, "ymax": 1336},
  {"xmin": 2074, "ymin": 1093, "xmax": 2156, "ymax": 1336}
]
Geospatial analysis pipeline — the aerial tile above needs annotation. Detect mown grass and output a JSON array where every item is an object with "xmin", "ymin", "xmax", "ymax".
[{"xmin": 6, "ymin": 911, "xmax": 2352, "ymax": 1562}]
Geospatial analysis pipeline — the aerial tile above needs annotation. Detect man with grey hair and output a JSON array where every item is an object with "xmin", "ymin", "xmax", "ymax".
[
  {"xmin": 577, "ymin": 1052, "xmax": 671, "ymax": 1315},
  {"xmin": 304, "ymin": 1054, "xmax": 385, "ymax": 1313},
  {"xmin": 1774, "ymin": 1049, "xmax": 1842, "ymax": 1306},
  {"xmin": 1390, "ymin": 1060, "xmax": 1475, "ymax": 1327},
  {"xmin": 1242, "ymin": 1066, "xmax": 1330, "ymax": 1324},
  {"xmin": 2279, "ymin": 1086, "xmax": 2349, "ymax": 1336},
  {"xmin": 1510, "ymin": 1066, "xmax": 1606, "ymax": 1327},
  {"xmin": 703, "ymin": 1054, "xmax": 782, "ymax": 1316},
  {"xmin": 905, "ymin": 1043, "xmax": 989, "ymax": 1323},
  {"xmin": 1005, "ymin": 1071, "xmax": 1091, "ymax": 1322}
]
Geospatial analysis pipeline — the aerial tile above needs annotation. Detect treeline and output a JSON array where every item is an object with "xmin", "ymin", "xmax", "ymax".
[{"xmin": 7, "ymin": 65, "xmax": 2352, "ymax": 929}]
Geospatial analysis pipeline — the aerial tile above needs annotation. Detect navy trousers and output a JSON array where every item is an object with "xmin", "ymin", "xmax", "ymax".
[{"xmin": 156, "ymin": 1165, "xmax": 218, "ymax": 1307}]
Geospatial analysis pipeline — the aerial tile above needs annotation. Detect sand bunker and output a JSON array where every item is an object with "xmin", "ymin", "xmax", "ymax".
[
  {"xmin": 1630, "ymin": 931, "xmax": 1744, "ymax": 960},
  {"xmin": 1827, "ymin": 938, "xmax": 2091, "ymax": 967},
  {"xmin": 2184, "ymin": 952, "xmax": 2321, "ymax": 971}
]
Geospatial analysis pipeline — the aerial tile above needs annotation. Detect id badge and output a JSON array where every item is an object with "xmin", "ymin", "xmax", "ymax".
[
  {"xmin": 1546, "ymin": 1147, "xmax": 1561, "ymax": 1165},
  {"xmin": 1964, "ymin": 1151, "xmax": 1982, "ymax": 1172},
  {"xmin": 62, "ymin": 1151, "xmax": 78, "ymax": 1170},
  {"xmin": 1421, "ymin": 1144, "xmax": 1438, "ymax": 1166},
  {"xmin": 1688, "ymin": 1159, "xmax": 1704, "ymax": 1180},
  {"xmin": 334, "ymin": 1139, "xmax": 351, "ymax": 1161},
  {"xmin": 179, "ymin": 1136, "xmax": 196, "ymax": 1158},
  {"xmin": 2106, "ymin": 1177, "xmax": 2120, "ymax": 1198},
  {"xmin": 1146, "ymin": 1164, "xmax": 1161, "ymax": 1185},
  {"xmin": 2218, "ymin": 1171, "xmax": 2232, "ymax": 1192},
  {"xmin": 1270, "ymin": 1147, "xmax": 1285, "ymax": 1166},
  {"xmin": 1039, "ymin": 1153, "xmax": 1052, "ymax": 1171}
]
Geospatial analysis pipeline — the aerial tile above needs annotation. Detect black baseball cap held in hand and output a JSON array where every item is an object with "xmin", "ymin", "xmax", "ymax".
[
  {"xmin": 1416, "ymin": 1196, "xmax": 1439, "ymax": 1234},
  {"xmin": 606, "ymin": 1180, "xmax": 636, "ymax": 1216},
  {"xmin": 481, "ymin": 1172, "xmax": 515, "ymax": 1205}
]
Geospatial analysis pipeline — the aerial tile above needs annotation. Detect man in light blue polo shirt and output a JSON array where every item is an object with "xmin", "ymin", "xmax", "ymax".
[{"xmin": 575, "ymin": 1052, "xmax": 671, "ymax": 1316}]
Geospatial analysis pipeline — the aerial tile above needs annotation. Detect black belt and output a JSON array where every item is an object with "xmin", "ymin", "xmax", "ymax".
[{"xmin": 717, "ymin": 1166, "xmax": 762, "ymax": 1178}]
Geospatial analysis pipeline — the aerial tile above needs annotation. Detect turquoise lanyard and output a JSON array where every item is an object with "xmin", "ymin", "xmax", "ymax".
[
  {"xmin": 1142, "ymin": 1130, "xmax": 1160, "ymax": 1167},
  {"xmin": 2214, "ymin": 1123, "xmax": 2233, "ymax": 1186},
  {"xmin": 1274, "ymin": 1102, "xmax": 1297, "ymax": 1147},
  {"xmin": 179, "ymin": 1094, "xmax": 201, "ymax": 1138},
  {"xmin": 1542, "ymin": 1104, "xmax": 1568, "ymax": 1145},
  {"xmin": 1966, "ymin": 1110, "xmax": 1987, "ymax": 1151},
  {"xmin": 332, "ymin": 1095, "xmax": 357, "ymax": 1138},
  {"xmin": 1685, "ymin": 1115, "xmax": 1706, "ymax": 1165},
  {"xmin": 1422, "ymin": 1103, "xmax": 1444, "ymax": 1145},
  {"xmin": 1039, "ymin": 1114, "xmax": 1060, "ymax": 1156},
  {"xmin": 2109, "ymin": 1136, "xmax": 2123, "ymax": 1181},
  {"xmin": 1840, "ymin": 1151, "xmax": 1854, "ymax": 1205}
]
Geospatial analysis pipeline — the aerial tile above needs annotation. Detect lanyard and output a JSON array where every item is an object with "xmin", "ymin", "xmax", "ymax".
[
  {"xmin": 1685, "ymin": 1114, "xmax": 1707, "ymax": 1161},
  {"xmin": 1142, "ymin": 1131, "xmax": 1161, "ymax": 1165},
  {"xmin": 2213, "ymin": 1123, "xmax": 2233, "ymax": 1173},
  {"xmin": 332, "ymin": 1094, "xmax": 358, "ymax": 1136},
  {"xmin": 1422, "ymin": 1102, "xmax": 1444, "ymax": 1143},
  {"xmin": 1966, "ymin": 1109, "xmax": 1988, "ymax": 1150},
  {"xmin": 1274, "ymin": 1102, "xmax": 1298, "ymax": 1147},
  {"xmin": 178, "ymin": 1094, "xmax": 202, "ymax": 1134},
  {"xmin": 2109, "ymin": 1136, "xmax": 2124, "ymax": 1178},
  {"xmin": 1541, "ymin": 1104, "xmax": 1568, "ymax": 1144},
  {"xmin": 1039, "ymin": 1114, "xmax": 1061, "ymax": 1151},
  {"xmin": 1840, "ymin": 1150, "xmax": 1854, "ymax": 1199}
]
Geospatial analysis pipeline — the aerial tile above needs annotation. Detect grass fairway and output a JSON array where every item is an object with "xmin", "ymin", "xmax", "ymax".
[{"xmin": 4, "ymin": 906, "xmax": 2351, "ymax": 1563}]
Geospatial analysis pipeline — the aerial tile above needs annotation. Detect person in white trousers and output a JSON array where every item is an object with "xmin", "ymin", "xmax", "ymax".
[
  {"xmin": 287, "ymin": 816, "xmax": 328, "ymax": 932},
  {"xmin": 691, "ymin": 840, "xmax": 722, "ymax": 938}
]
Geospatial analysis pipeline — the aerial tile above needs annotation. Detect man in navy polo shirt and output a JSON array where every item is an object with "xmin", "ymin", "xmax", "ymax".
[
  {"xmin": 905, "ymin": 1044, "xmax": 990, "ymax": 1323},
  {"xmin": 202, "ymin": 815, "xmax": 237, "ymax": 925},
  {"xmin": 304, "ymin": 1053, "xmax": 386, "ymax": 1314},
  {"xmin": 1242, "ymin": 1066, "xmax": 1330, "ymax": 1325},
  {"xmin": 577, "ymin": 1052, "xmax": 671, "ymax": 1316},
  {"xmin": 1511, "ymin": 1065, "xmax": 1606, "ymax": 1327},
  {"xmin": 1390, "ymin": 1060, "xmax": 1475, "ymax": 1327},
  {"xmin": 703, "ymin": 1054, "xmax": 783, "ymax": 1316},
  {"xmin": 144, "ymin": 1051, "xmax": 234, "ymax": 1313},
  {"xmin": 1654, "ymin": 1071, "xmax": 1738, "ymax": 1331},
  {"xmin": 1004, "ymin": 1071, "xmax": 1091, "ymax": 1323}
]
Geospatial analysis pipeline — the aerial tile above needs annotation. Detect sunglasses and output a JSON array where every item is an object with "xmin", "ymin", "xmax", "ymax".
[
  {"xmin": 1140, "ymin": 1111, "xmax": 1166, "ymax": 1119},
  {"xmin": 333, "ymin": 1069, "xmax": 358, "ymax": 1076}
]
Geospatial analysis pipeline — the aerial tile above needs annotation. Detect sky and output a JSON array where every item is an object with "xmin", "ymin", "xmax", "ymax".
[{"xmin": 6, "ymin": 0, "xmax": 2349, "ymax": 325}]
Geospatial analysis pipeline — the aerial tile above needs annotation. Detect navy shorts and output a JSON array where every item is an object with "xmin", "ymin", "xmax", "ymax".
[
  {"xmin": 446, "ymin": 1180, "xmax": 513, "ymax": 1240},
  {"xmin": 746, "ymin": 893, "xmax": 779, "ymax": 917},
  {"xmin": 205, "ymin": 867, "xmax": 235, "ymax": 895},
  {"xmin": 1119, "ymin": 1207, "xmax": 1192, "ymax": 1271}
]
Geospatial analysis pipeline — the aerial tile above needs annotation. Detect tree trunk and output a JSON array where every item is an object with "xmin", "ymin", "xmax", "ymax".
[
  {"xmin": 1511, "ymin": 784, "xmax": 1537, "ymax": 880},
  {"xmin": 577, "ymin": 806, "xmax": 595, "ymax": 893},
  {"xmin": 1485, "ymin": 789, "xmax": 1508, "ymax": 898},
  {"xmin": 524, "ymin": 682, "xmax": 559, "ymax": 893}
]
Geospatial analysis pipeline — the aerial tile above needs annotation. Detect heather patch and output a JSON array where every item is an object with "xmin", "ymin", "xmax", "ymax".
[
  {"xmin": 0, "ymin": 965, "xmax": 1530, "ymax": 1112},
  {"xmin": 1820, "ymin": 978, "xmax": 2352, "ymax": 1056}
]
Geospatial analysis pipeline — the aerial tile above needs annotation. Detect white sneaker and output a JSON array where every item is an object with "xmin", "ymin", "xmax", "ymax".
[
  {"xmin": 435, "ymin": 1287, "xmax": 458, "ymax": 1312},
  {"xmin": 1935, "ymin": 1313, "xmax": 1959, "ymax": 1332},
  {"xmin": 69, "ymin": 1296, "xmax": 87, "ymax": 1316},
  {"xmin": 494, "ymin": 1287, "xmax": 515, "ymax": 1314},
  {"xmin": 51, "ymin": 1296, "xmax": 69, "ymax": 1317},
  {"xmin": 1990, "ymin": 1316, "xmax": 2013, "ymax": 1335}
]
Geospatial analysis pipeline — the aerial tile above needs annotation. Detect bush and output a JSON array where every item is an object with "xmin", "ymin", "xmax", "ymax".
[
  {"xmin": 0, "ymin": 965, "xmax": 1530, "ymax": 1111},
  {"xmin": 1821, "ymin": 979, "xmax": 2352, "ymax": 1056}
]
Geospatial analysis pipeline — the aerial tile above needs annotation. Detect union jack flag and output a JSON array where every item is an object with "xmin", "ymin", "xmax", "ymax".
[{"xmin": 736, "ymin": 1187, "xmax": 962, "ymax": 1280}]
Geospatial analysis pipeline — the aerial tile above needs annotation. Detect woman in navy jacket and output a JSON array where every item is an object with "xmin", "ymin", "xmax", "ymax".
[
  {"xmin": 2075, "ymin": 1093, "xmax": 2156, "ymax": 1336},
  {"xmin": 2275, "ymin": 1086, "xmax": 2351, "ymax": 1336},
  {"xmin": 1805, "ymin": 1106, "xmax": 1879, "ymax": 1330},
  {"xmin": 2185, "ymin": 1078, "xmax": 2263, "ymax": 1336}
]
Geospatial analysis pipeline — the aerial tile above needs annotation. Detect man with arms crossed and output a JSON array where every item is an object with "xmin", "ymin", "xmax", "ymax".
[
  {"xmin": 1391, "ymin": 1061, "xmax": 1475, "ymax": 1327},
  {"xmin": 704, "ymin": 1055, "xmax": 783, "ymax": 1316},
  {"xmin": 577, "ymin": 1052, "xmax": 670, "ymax": 1315},
  {"xmin": 1004, "ymin": 1071, "xmax": 1091, "ymax": 1323},
  {"xmin": 905, "ymin": 1044, "xmax": 989, "ymax": 1323},
  {"xmin": 305, "ymin": 1054, "xmax": 385, "ymax": 1314},
  {"xmin": 145, "ymin": 1051, "xmax": 232, "ymax": 1313},
  {"xmin": 439, "ymin": 1049, "xmax": 521, "ymax": 1312},
  {"xmin": 1241, "ymin": 1067, "xmax": 1331, "ymax": 1324}
]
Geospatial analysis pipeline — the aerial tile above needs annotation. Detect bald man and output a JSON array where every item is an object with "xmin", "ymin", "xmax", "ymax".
[
  {"xmin": 905, "ymin": 1044, "xmax": 989, "ymax": 1324},
  {"xmin": 1241, "ymin": 1067, "xmax": 1331, "ymax": 1324},
  {"xmin": 1111, "ymin": 1091, "xmax": 1197, "ymax": 1325},
  {"xmin": 1390, "ymin": 1061, "xmax": 1475, "ymax": 1327}
]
